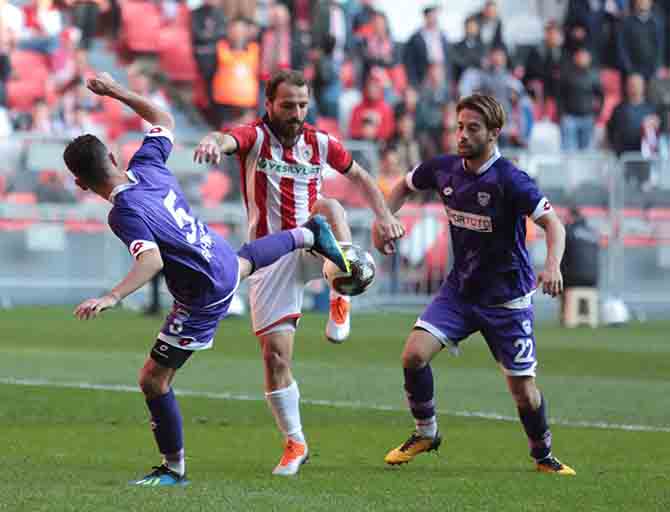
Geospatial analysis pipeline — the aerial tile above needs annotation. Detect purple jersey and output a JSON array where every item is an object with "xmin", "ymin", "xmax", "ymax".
[
  {"xmin": 406, "ymin": 149, "xmax": 552, "ymax": 305},
  {"xmin": 108, "ymin": 126, "xmax": 239, "ymax": 308}
]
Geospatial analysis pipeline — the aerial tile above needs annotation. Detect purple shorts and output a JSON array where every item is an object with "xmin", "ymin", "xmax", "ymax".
[
  {"xmin": 157, "ymin": 297, "xmax": 233, "ymax": 352},
  {"xmin": 416, "ymin": 287, "xmax": 537, "ymax": 376}
]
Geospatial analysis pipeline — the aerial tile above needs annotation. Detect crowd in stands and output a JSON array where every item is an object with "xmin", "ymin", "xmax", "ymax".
[{"xmin": 2, "ymin": 0, "xmax": 670, "ymax": 207}]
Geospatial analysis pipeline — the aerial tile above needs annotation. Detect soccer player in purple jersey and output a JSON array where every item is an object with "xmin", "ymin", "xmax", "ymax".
[
  {"xmin": 62, "ymin": 73, "xmax": 349, "ymax": 486},
  {"xmin": 381, "ymin": 94, "xmax": 575, "ymax": 475}
]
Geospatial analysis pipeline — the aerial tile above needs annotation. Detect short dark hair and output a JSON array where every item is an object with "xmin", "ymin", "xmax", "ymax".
[
  {"xmin": 265, "ymin": 70, "xmax": 309, "ymax": 101},
  {"xmin": 63, "ymin": 134, "xmax": 110, "ymax": 188},
  {"xmin": 456, "ymin": 94, "xmax": 506, "ymax": 131}
]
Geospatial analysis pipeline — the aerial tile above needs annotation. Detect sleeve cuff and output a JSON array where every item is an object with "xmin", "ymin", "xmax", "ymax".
[
  {"xmin": 129, "ymin": 240, "xmax": 159, "ymax": 259},
  {"xmin": 405, "ymin": 166, "xmax": 420, "ymax": 192},
  {"xmin": 146, "ymin": 126, "xmax": 175, "ymax": 144},
  {"xmin": 531, "ymin": 197, "xmax": 553, "ymax": 221}
]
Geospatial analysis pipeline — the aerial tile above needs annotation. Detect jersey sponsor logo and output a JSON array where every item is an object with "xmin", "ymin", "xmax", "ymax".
[
  {"xmin": 477, "ymin": 192, "xmax": 491, "ymax": 206},
  {"xmin": 257, "ymin": 157, "xmax": 322, "ymax": 177},
  {"xmin": 443, "ymin": 186, "xmax": 453, "ymax": 196},
  {"xmin": 445, "ymin": 206, "xmax": 493, "ymax": 232}
]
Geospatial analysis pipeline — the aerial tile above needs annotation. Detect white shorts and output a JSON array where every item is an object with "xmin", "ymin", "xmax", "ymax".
[{"xmin": 248, "ymin": 249, "xmax": 324, "ymax": 335}]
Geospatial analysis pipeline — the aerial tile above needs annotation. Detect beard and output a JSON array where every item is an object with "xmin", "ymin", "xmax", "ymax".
[
  {"xmin": 268, "ymin": 113, "xmax": 304, "ymax": 139},
  {"xmin": 457, "ymin": 140, "xmax": 486, "ymax": 160}
]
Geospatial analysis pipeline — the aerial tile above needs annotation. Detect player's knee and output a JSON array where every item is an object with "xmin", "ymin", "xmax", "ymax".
[
  {"xmin": 313, "ymin": 198, "xmax": 346, "ymax": 224},
  {"xmin": 138, "ymin": 371, "xmax": 168, "ymax": 398},
  {"xmin": 402, "ymin": 349, "xmax": 427, "ymax": 370},
  {"xmin": 262, "ymin": 348, "xmax": 290, "ymax": 374}
]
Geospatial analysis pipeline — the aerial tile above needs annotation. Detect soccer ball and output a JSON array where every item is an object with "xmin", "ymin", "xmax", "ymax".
[{"xmin": 323, "ymin": 244, "xmax": 376, "ymax": 296}]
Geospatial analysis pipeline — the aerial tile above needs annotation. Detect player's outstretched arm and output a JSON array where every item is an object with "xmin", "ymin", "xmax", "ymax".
[
  {"xmin": 73, "ymin": 249, "xmax": 164, "ymax": 320},
  {"xmin": 86, "ymin": 72, "xmax": 175, "ymax": 131},
  {"xmin": 193, "ymin": 132, "xmax": 238, "ymax": 165},
  {"xmin": 535, "ymin": 210, "xmax": 566, "ymax": 297},
  {"xmin": 346, "ymin": 161, "xmax": 405, "ymax": 253}
]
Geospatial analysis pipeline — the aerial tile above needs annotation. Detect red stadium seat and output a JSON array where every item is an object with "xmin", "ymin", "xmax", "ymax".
[
  {"xmin": 119, "ymin": 0, "xmax": 163, "ymax": 54},
  {"xmin": 5, "ymin": 192, "xmax": 37, "ymax": 204},
  {"xmin": 158, "ymin": 26, "xmax": 199, "ymax": 82},
  {"xmin": 315, "ymin": 117, "xmax": 343, "ymax": 140},
  {"xmin": 200, "ymin": 170, "xmax": 232, "ymax": 206},
  {"xmin": 6, "ymin": 80, "xmax": 49, "ymax": 112},
  {"xmin": 9, "ymin": 50, "xmax": 49, "ymax": 81}
]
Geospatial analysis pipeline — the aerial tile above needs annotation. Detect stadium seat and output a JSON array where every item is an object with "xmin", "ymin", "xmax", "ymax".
[
  {"xmin": 9, "ymin": 50, "xmax": 50, "ymax": 81},
  {"xmin": 200, "ymin": 170, "xmax": 231, "ymax": 207},
  {"xmin": 315, "ymin": 117, "xmax": 343, "ymax": 140},
  {"xmin": 5, "ymin": 192, "xmax": 37, "ymax": 204},
  {"xmin": 6, "ymin": 80, "xmax": 49, "ymax": 112},
  {"xmin": 119, "ymin": 0, "xmax": 163, "ymax": 55},
  {"xmin": 158, "ymin": 26, "xmax": 199, "ymax": 83}
]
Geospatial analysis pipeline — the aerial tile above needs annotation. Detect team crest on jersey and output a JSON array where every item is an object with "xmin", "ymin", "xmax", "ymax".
[
  {"xmin": 271, "ymin": 143, "xmax": 283, "ymax": 160},
  {"xmin": 522, "ymin": 319, "xmax": 532, "ymax": 335},
  {"xmin": 443, "ymin": 186, "xmax": 453, "ymax": 196},
  {"xmin": 301, "ymin": 145, "xmax": 313, "ymax": 162},
  {"xmin": 477, "ymin": 192, "xmax": 491, "ymax": 206}
]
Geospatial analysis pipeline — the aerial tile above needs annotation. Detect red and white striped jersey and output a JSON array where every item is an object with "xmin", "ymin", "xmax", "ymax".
[{"xmin": 227, "ymin": 118, "xmax": 353, "ymax": 240}]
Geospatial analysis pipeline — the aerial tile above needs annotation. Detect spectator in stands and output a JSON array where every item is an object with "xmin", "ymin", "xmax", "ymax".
[
  {"xmin": 459, "ymin": 46, "xmax": 521, "ymax": 118},
  {"xmin": 355, "ymin": 9, "xmax": 396, "ymax": 75},
  {"xmin": 62, "ymin": 104, "xmax": 105, "ymax": 138},
  {"xmin": 27, "ymin": 98, "xmax": 56, "ymax": 135},
  {"xmin": 607, "ymin": 73, "xmax": 659, "ymax": 185},
  {"xmin": 312, "ymin": 34, "xmax": 341, "ymax": 119},
  {"xmin": 377, "ymin": 144, "xmax": 404, "ymax": 200},
  {"xmin": 451, "ymin": 15, "xmax": 485, "ymax": 83},
  {"xmin": 523, "ymin": 20, "xmax": 566, "ymax": 121},
  {"xmin": 500, "ymin": 81, "xmax": 534, "ymax": 149},
  {"xmin": 211, "ymin": 17, "xmax": 260, "ymax": 127},
  {"xmin": 19, "ymin": 0, "xmax": 63, "ymax": 55},
  {"xmin": 475, "ymin": 0, "xmax": 505, "ymax": 51},
  {"xmin": 65, "ymin": 0, "xmax": 107, "ymax": 50},
  {"xmin": 352, "ymin": 0, "xmax": 377, "ymax": 33},
  {"xmin": 0, "ymin": 26, "xmax": 10, "ymax": 109},
  {"xmin": 564, "ymin": 0, "xmax": 618, "ymax": 65},
  {"xmin": 648, "ymin": 66, "xmax": 670, "ymax": 138},
  {"xmin": 559, "ymin": 46, "xmax": 603, "ymax": 150},
  {"xmin": 617, "ymin": 0, "xmax": 665, "ymax": 82},
  {"xmin": 416, "ymin": 62, "xmax": 449, "ymax": 159},
  {"xmin": 312, "ymin": 0, "xmax": 349, "ymax": 68},
  {"xmin": 349, "ymin": 66, "xmax": 395, "ymax": 143},
  {"xmin": 403, "ymin": 5, "xmax": 449, "ymax": 89},
  {"xmin": 35, "ymin": 170, "xmax": 77, "ymax": 203},
  {"xmin": 0, "ymin": 0, "xmax": 25, "ymax": 49},
  {"xmin": 260, "ymin": 3, "xmax": 300, "ymax": 83},
  {"xmin": 191, "ymin": 0, "xmax": 227, "ymax": 87},
  {"xmin": 391, "ymin": 108, "xmax": 421, "ymax": 172}
]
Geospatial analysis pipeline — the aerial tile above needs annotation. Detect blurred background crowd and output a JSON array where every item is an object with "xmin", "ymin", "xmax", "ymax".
[{"xmin": 0, "ymin": 0, "xmax": 669, "ymax": 205}]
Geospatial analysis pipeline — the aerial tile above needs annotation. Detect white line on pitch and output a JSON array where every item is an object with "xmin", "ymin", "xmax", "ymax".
[{"xmin": 2, "ymin": 376, "xmax": 669, "ymax": 433}]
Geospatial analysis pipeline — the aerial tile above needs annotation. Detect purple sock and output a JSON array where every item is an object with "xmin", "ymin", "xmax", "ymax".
[
  {"xmin": 404, "ymin": 365, "xmax": 435, "ymax": 420},
  {"xmin": 518, "ymin": 394, "xmax": 552, "ymax": 460},
  {"xmin": 237, "ymin": 231, "xmax": 299, "ymax": 273},
  {"xmin": 146, "ymin": 388, "xmax": 184, "ymax": 456}
]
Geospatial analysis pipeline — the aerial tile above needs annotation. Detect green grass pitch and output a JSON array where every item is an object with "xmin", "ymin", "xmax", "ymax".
[{"xmin": 1, "ymin": 307, "xmax": 669, "ymax": 511}]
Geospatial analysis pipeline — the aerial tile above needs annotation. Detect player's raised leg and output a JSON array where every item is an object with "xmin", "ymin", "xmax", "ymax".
[
  {"xmin": 385, "ymin": 329, "xmax": 443, "ymax": 465},
  {"xmin": 237, "ymin": 214, "xmax": 349, "ymax": 280},
  {"xmin": 131, "ymin": 353, "xmax": 190, "ymax": 486},
  {"xmin": 258, "ymin": 328, "xmax": 309, "ymax": 476},
  {"xmin": 506, "ymin": 376, "xmax": 576, "ymax": 476},
  {"xmin": 310, "ymin": 198, "xmax": 353, "ymax": 343}
]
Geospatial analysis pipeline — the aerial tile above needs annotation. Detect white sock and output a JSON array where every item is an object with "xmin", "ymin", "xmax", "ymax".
[
  {"xmin": 298, "ymin": 227, "xmax": 315, "ymax": 248},
  {"xmin": 164, "ymin": 449, "xmax": 185, "ymax": 476},
  {"xmin": 265, "ymin": 381, "xmax": 306, "ymax": 444},
  {"xmin": 415, "ymin": 416, "xmax": 438, "ymax": 438}
]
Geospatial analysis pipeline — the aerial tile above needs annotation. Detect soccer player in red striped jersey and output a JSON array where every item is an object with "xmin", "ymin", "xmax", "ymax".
[{"xmin": 194, "ymin": 69, "xmax": 404, "ymax": 475}]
